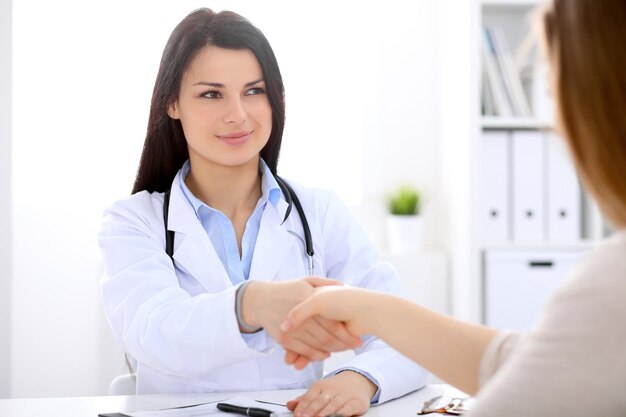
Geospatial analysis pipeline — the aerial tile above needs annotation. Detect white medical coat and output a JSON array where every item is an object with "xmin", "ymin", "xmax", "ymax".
[{"xmin": 98, "ymin": 170, "xmax": 428, "ymax": 401}]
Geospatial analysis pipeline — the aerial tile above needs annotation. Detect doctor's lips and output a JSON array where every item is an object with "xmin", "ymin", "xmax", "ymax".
[{"xmin": 216, "ymin": 130, "xmax": 253, "ymax": 145}]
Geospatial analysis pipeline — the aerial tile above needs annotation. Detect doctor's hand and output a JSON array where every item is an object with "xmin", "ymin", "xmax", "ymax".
[
  {"xmin": 241, "ymin": 278, "xmax": 362, "ymax": 361},
  {"xmin": 287, "ymin": 370, "xmax": 377, "ymax": 417}
]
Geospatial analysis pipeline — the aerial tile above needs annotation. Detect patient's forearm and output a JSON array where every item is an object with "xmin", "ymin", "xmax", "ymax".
[{"xmin": 365, "ymin": 294, "xmax": 498, "ymax": 395}]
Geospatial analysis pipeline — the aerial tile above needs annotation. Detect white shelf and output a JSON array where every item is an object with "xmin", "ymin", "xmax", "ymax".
[
  {"xmin": 481, "ymin": 116, "xmax": 552, "ymax": 130},
  {"xmin": 481, "ymin": 0, "xmax": 539, "ymax": 8},
  {"xmin": 482, "ymin": 240, "xmax": 599, "ymax": 252}
]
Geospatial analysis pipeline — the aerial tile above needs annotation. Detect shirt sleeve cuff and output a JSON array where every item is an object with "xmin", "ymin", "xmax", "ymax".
[
  {"xmin": 478, "ymin": 330, "xmax": 522, "ymax": 388},
  {"xmin": 325, "ymin": 367, "xmax": 382, "ymax": 404}
]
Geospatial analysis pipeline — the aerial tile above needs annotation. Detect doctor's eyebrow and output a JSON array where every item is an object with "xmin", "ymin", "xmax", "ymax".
[{"xmin": 193, "ymin": 78, "xmax": 265, "ymax": 88}]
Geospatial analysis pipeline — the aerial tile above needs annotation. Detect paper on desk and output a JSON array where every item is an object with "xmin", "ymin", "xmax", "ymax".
[{"xmin": 123, "ymin": 395, "xmax": 291, "ymax": 417}]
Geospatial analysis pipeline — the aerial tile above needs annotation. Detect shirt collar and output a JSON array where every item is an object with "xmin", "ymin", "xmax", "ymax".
[
  {"xmin": 259, "ymin": 158, "xmax": 281, "ymax": 207},
  {"xmin": 178, "ymin": 159, "xmax": 281, "ymax": 218}
]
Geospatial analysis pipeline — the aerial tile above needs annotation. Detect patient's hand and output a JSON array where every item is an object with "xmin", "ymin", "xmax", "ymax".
[
  {"xmin": 241, "ymin": 277, "xmax": 362, "ymax": 361},
  {"xmin": 281, "ymin": 286, "xmax": 376, "ymax": 368}
]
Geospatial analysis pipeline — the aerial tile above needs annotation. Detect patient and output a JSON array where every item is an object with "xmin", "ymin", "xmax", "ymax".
[{"xmin": 281, "ymin": 1, "xmax": 626, "ymax": 415}]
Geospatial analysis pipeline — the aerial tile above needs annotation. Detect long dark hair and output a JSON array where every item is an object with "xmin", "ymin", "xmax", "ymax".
[{"xmin": 132, "ymin": 8, "xmax": 285, "ymax": 194}]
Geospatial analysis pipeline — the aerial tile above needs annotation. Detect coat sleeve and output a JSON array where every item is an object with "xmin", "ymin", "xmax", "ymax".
[
  {"xmin": 318, "ymin": 190, "xmax": 430, "ymax": 403},
  {"xmin": 98, "ymin": 193, "xmax": 271, "ymax": 379}
]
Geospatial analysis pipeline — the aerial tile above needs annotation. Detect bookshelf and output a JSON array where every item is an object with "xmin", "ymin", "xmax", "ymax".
[
  {"xmin": 437, "ymin": 0, "xmax": 609, "ymax": 326},
  {"xmin": 478, "ymin": 0, "xmax": 607, "ymax": 244}
]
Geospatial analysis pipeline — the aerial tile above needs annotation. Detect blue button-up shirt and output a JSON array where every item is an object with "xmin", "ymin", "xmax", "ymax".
[{"xmin": 179, "ymin": 159, "xmax": 281, "ymax": 285}]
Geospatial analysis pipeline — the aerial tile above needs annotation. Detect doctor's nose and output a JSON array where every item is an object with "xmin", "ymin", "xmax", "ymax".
[{"xmin": 223, "ymin": 97, "xmax": 247, "ymax": 125}]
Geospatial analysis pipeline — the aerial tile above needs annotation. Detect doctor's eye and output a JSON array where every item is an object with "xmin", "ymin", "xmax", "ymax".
[
  {"xmin": 201, "ymin": 90, "xmax": 222, "ymax": 99},
  {"xmin": 244, "ymin": 87, "xmax": 265, "ymax": 96}
]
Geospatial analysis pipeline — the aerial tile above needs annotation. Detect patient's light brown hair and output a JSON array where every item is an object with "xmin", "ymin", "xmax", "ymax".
[{"xmin": 541, "ymin": 0, "xmax": 626, "ymax": 227}]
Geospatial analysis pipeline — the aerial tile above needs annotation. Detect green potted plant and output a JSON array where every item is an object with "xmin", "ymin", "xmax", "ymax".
[
  {"xmin": 386, "ymin": 185, "xmax": 423, "ymax": 253},
  {"xmin": 388, "ymin": 186, "xmax": 420, "ymax": 216}
]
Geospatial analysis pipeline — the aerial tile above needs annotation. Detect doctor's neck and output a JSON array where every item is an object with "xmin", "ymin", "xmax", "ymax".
[{"xmin": 184, "ymin": 158, "xmax": 262, "ymax": 219}]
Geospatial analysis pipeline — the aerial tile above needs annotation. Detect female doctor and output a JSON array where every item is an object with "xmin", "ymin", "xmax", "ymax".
[{"xmin": 98, "ymin": 8, "xmax": 427, "ymax": 417}]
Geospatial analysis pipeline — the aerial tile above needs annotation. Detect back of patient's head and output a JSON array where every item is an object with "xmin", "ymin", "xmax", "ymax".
[{"xmin": 541, "ymin": 0, "xmax": 626, "ymax": 227}]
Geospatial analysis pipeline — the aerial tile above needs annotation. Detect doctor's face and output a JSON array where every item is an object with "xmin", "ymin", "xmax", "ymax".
[{"xmin": 168, "ymin": 46, "xmax": 272, "ymax": 171}]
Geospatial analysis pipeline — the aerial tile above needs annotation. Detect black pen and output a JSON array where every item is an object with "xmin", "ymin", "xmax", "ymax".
[{"xmin": 216, "ymin": 402, "xmax": 278, "ymax": 417}]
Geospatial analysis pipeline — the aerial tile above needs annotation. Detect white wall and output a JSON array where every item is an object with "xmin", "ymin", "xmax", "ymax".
[
  {"xmin": 351, "ymin": 1, "xmax": 442, "ymax": 249},
  {"xmin": 436, "ymin": 0, "xmax": 481, "ymax": 322},
  {"xmin": 9, "ymin": 0, "xmax": 446, "ymax": 397},
  {"xmin": 0, "ymin": 0, "xmax": 12, "ymax": 400}
]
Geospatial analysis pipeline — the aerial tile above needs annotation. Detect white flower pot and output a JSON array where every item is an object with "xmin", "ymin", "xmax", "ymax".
[{"xmin": 386, "ymin": 215, "xmax": 423, "ymax": 253}]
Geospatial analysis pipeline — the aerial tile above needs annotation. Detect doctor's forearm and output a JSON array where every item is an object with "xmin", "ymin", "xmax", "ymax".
[{"xmin": 363, "ymin": 294, "xmax": 498, "ymax": 395}]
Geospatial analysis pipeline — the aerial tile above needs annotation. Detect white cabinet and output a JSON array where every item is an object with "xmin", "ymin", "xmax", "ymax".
[{"xmin": 483, "ymin": 248, "xmax": 586, "ymax": 330}]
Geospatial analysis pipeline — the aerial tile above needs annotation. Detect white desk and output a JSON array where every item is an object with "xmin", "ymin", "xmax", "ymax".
[{"xmin": 0, "ymin": 385, "xmax": 465, "ymax": 417}]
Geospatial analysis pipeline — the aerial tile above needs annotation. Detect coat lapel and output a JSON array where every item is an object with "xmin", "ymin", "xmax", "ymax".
[
  {"xmin": 165, "ymin": 173, "xmax": 232, "ymax": 292},
  {"xmin": 249, "ymin": 197, "xmax": 303, "ymax": 282}
]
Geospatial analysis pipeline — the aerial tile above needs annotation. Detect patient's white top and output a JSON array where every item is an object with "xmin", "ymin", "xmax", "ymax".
[{"xmin": 470, "ymin": 229, "xmax": 626, "ymax": 417}]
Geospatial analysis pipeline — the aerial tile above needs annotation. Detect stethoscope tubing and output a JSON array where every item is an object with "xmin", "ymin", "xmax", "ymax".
[{"xmin": 162, "ymin": 174, "xmax": 314, "ymax": 275}]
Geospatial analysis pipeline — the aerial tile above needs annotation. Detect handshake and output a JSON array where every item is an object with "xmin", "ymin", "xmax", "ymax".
[
  {"xmin": 238, "ymin": 278, "xmax": 387, "ymax": 417},
  {"xmin": 238, "ymin": 277, "xmax": 374, "ymax": 369}
]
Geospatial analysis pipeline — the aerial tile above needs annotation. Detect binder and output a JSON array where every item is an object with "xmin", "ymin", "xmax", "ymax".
[
  {"xmin": 482, "ymin": 28, "xmax": 512, "ymax": 117},
  {"xmin": 511, "ymin": 131, "xmax": 545, "ymax": 242},
  {"xmin": 531, "ymin": 62, "xmax": 555, "ymax": 124},
  {"xmin": 480, "ymin": 131, "xmax": 510, "ymax": 243},
  {"xmin": 546, "ymin": 133, "xmax": 581, "ymax": 241},
  {"xmin": 488, "ymin": 27, "xmax": 531, "ymax": 117}
]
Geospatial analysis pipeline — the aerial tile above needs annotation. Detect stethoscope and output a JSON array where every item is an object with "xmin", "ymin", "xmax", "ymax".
[{"xmin": 162, "ymin": 175, "xmax": 315, "ymax": 275}]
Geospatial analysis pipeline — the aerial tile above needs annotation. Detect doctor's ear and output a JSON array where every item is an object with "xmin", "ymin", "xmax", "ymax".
[{"xmin": 167, "ymin": 102, "xmax": 180, "ymax": 120}]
